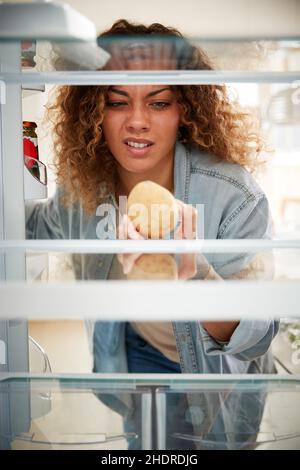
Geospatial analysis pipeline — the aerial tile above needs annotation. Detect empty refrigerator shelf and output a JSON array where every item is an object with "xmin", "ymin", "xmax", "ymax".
[{"xmin": 1, "ymin": 374, "xmax": 300, "ymax": 450}]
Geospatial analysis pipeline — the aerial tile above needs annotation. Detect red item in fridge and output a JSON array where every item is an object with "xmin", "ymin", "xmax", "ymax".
[{"xmin": 23, "ymin": 138, "xmax": 38, "ymax": 168}]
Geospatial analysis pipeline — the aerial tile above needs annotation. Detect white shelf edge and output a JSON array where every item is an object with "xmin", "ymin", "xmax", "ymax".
[
  {"xmin": 1, "ymin": 239, "xmax": 300, "ymax": 253},
  {"xmin": 0, "ymin": 280, "xmax": 299, "ymax": 320},
  {"xmin": 1, "ymin": 371, "xmax": 299, "ymax": 384}
]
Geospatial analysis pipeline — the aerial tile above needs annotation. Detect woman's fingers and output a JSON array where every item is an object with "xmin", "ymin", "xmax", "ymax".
[
  {"xmin": 122, "ymin": 253, "xmax": 142, "ymax": 274},
  {"xmin": 174, "ymin": 202, "xmax": 197, "ymax": 277},
  {"xmin": 117, "ymin": 251, "xmax": 142, "ymax": 274},
  {"xmin": 174, "ymin": 200, "xmax": 197, "ymax": 240},
  {"xmin": 117, "ymin": 214, "xmax": 144, "ymax": 274},
  {"xmin": 117, "ymin": 203, "xmax": 197, "ymax": 276},
  {"xmin": 118, "ymin": 214, "xmax": 144, "ymax": 240},
  {"xmin": 118, "ymin": 215, "xmax": 127, "ymax": 240},
  {"xmin": 178, "ymin": 253, "xmax": 197, "ymax": 280},
  {"xmin": 126, "ymin": 215, "xmax": 144, "ymax": 241}
]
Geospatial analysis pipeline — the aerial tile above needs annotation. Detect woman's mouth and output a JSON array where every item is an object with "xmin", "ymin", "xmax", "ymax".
[{"xmin": 124, "ymin": 139, "xmax": 154, "ymax": 156}]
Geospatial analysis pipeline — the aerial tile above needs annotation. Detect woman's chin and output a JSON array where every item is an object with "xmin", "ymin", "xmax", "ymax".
[{"xmin": 120, "ymin": 161, "xmax": 155, "ymax": 174}]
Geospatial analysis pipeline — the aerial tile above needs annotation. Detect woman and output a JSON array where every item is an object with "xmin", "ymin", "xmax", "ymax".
[{"xmin": 26, "ymin": 19, "xmax": 278, "ymax": 449}]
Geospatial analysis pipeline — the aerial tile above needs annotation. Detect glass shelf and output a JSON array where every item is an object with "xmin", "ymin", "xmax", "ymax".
[
  {"xmin": 0, "ymin": 374, "xmax": 152, "ymax": 450},
  {"xmin": 0, "ymin": 374, "xmax": 299, "ymax": 450},
  {"xmin": 2, "ymin": 70, "xmax": 300, "ymax": 85},
  {"xmin": 155, "ymin": 375, "xmax": 300, "ymax": 449},
  {"xmin": 1, "ymin": 38, "xmax": 300, "ymax": 82}
]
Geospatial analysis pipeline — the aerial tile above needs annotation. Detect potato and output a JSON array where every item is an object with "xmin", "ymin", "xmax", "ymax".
[
  {"xmin": 127, "ymin": 180, "xmax": 179, "ymax": 239},
  {"xmin": 127, "ymin": 254, "xmax": 178, "ymax": 280}
]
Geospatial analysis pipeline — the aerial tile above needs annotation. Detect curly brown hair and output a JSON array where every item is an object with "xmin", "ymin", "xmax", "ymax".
[{"xmin": 48, "ymin": 19, "xmax": 266, "ymax": 215}]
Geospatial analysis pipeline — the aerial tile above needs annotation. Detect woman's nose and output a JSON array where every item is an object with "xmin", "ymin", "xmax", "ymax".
[{"xmin": 125, "ymin": 105, "xmax": 150, "ymax": 132}]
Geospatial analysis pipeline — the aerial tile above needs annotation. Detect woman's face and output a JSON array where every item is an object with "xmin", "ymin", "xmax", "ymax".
[{"xmin": 102, "ymin": 85, "xmax": 181, "ymax": 176}]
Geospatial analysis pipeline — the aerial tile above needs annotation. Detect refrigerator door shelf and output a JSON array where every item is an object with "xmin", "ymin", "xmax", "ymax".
[
  {"xmin": 24, "ymin": 161, "xmax": 47, "ymax": 200},
  {"xmin": 22, "ymin": 84, "xmax": 45, "ymax": 98}
]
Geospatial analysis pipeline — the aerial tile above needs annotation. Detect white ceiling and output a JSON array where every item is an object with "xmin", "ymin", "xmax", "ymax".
[
  {"xmin": 2, "ymin": 0, "xmax": 299, "ymax": 37},
  {"xmin": 55, "ymin": 0, "xmax": 300, "ymax": 38}
]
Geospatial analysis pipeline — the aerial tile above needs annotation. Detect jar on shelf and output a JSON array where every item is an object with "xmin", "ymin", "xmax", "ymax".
[
  {"xmin": 23, "ymin": 121, "xmax": 40, "ymax": 180},
  {"xmin": 21, "ymin": 40, "xmax": 36, "ymax": 68}
]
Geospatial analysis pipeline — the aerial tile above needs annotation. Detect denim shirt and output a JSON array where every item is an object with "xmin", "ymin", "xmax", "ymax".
[{"xmin": 26, "ymin": 142, "xmax": 279, "ymax": 379}]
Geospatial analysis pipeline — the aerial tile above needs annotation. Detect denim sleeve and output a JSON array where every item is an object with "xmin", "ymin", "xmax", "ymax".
[
  {"xmin": 26, "ymin": 188, "xmax": 65, "ymax": 239},
  {"xmin": 198, "ymin": 319, "xmax": 279, "ymax": 360},
  {"xmin": 201, "ymin": 194, "xmax": 279, "ymax": 360},
  {"xmin": 212, "ymin": 194, "xmax": 273, "ymax": 277}
]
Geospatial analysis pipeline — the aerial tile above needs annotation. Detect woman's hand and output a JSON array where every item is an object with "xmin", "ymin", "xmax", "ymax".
[
  {"xmin": 117, "ymin": 214, "xmax": 145, "ymax": 274},
  {"xmin": 117, "ymin": 200, "xmax": 199, "ymax": 279},
  {"xmin": 173, "ymin": 199, "xmax": 197, "ymax": 241},
  {"xmin": 173, "ymin": 199, "xmax": 197, "ymax": 279}
]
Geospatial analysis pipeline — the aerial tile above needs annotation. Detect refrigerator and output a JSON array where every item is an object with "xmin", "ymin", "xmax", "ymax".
[{"xmin": 0, "ymin": 0, "xmax": 300, "ymax": 450}]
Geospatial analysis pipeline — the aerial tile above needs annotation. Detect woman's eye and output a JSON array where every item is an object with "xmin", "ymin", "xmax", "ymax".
[
  {"xmin": 106, "ymin": 101, "xmax": 128, "ymax": 108},
  {"xmin": 150, "ymin": 102, "xmax": 171, "ymax": 109}
]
